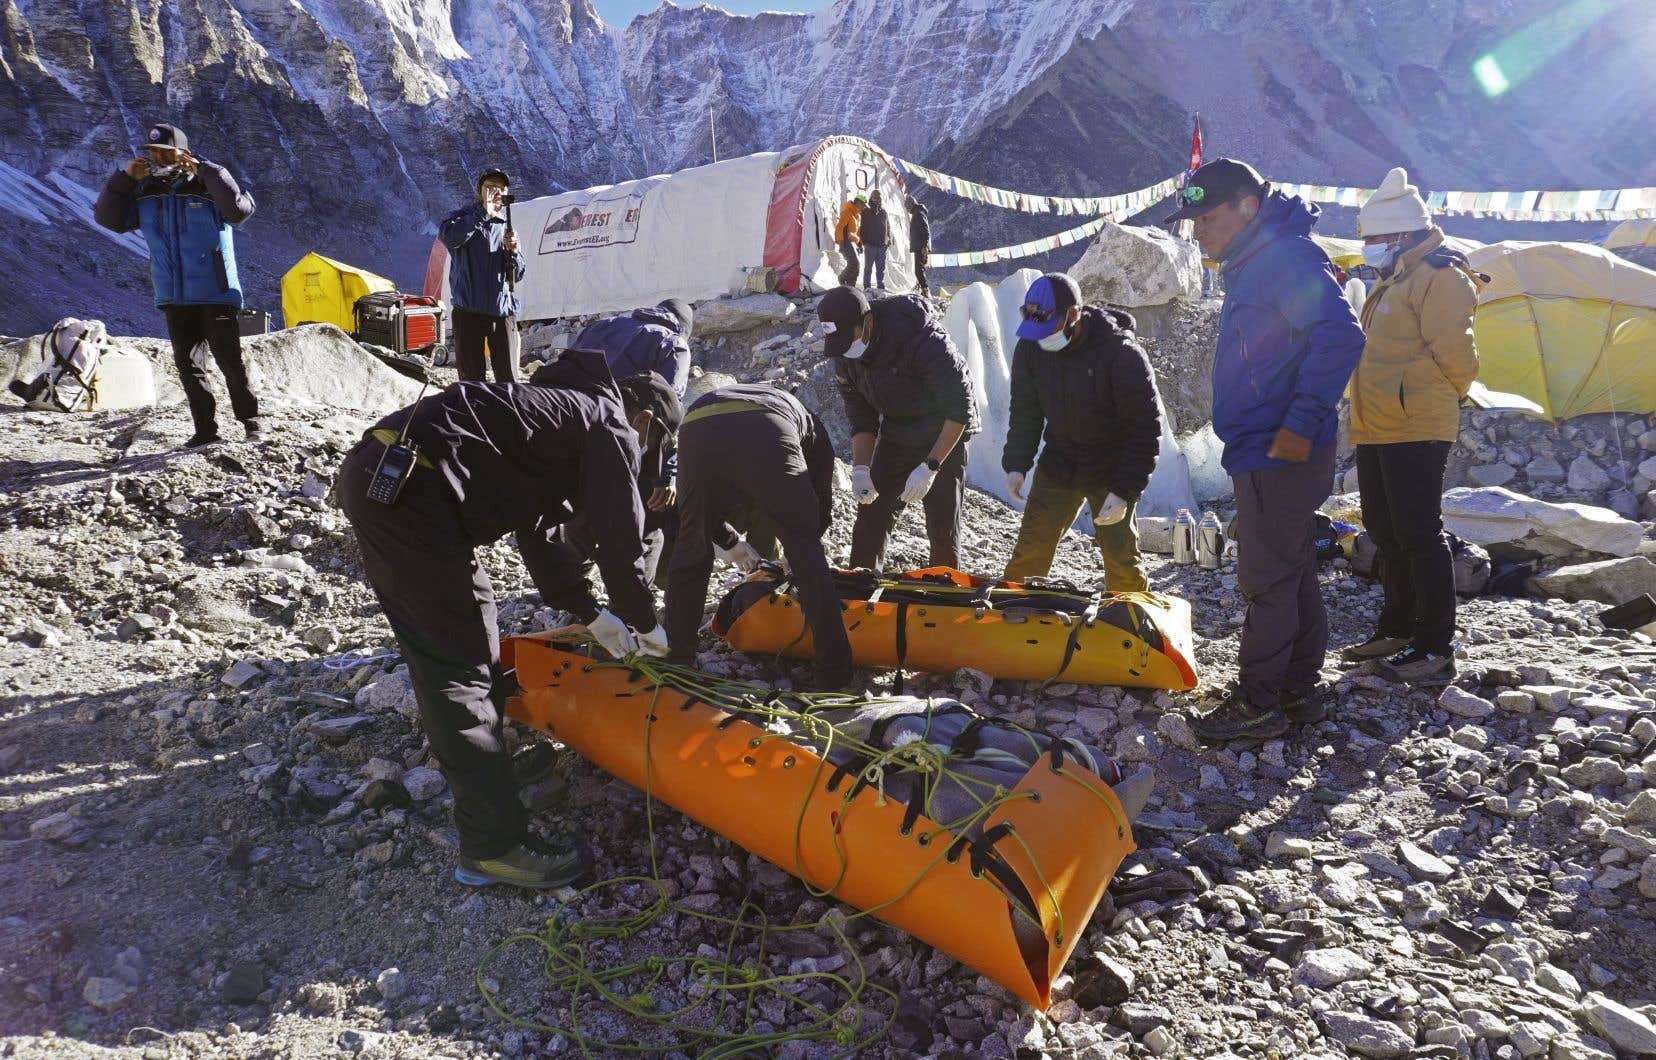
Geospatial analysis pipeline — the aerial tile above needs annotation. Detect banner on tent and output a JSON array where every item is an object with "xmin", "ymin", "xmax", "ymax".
[{"xmin": 537, "ymin": 181, "xmax": 659, "ymax": 255}]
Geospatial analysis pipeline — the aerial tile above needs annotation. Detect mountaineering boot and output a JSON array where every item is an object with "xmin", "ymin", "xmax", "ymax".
[
  {"xmin": 183, "ymin": 431, "xmax": 224, "ymax": 449},
  {"xmin": 242, "ymin": 417, "xmax": 267, "ymax": 440},
  {"xmin": 1339, "ymin": 634, "xmax": 1409, "ymax": 663},
  {"xmin": 1282, "ymin": 685, "xmax": 1329, "ymax": 725},
  {"xmin": 455, "ymin": 833, "xmax": 591, "ymax": 889},
  {"xmin": 1192, "ymin": 691, "xmax": 1289, "ymax": 744},
  {"xmin": 1111, "ymin": 765, "xmax": 1156, "ymax": 825},
  {"xmin": 1375, "ymin": 646, "xmax": 1456, "ymax": 687}
]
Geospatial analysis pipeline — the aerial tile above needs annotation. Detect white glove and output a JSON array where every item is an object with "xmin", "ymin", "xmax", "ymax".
[
  {"xmin": 587, "ymin": 609, "xmax": 638, "ymax": 658},
  {"xmin": 900, "ymin": 463, "xmax": 936, "ymax": 504},
  {"xmin": 635, "ymin": 625, "xmax": 670, "ymax": 658},
  {"xmin": 1093, "ymin": 493, "xmax": 1129, "ymax": 526},
  {"xmin": 851, "ymin": 465, "xmax": 879, "ymax": 505},
  {"xmin": 1006, "ymin": 471, "xmax": 1027, "ymax": 504},
  {"xmin": 715, "ymin": 537, "xmax": 764, "ymax": 572}
]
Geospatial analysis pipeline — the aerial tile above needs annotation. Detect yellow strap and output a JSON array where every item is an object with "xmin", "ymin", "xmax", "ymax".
[
  {"xmin": 370, "ymin": 427, "xmax": 435, "ymax": 468},
  {"xmin": 682, "ymin": 399, "xmax": 769, "ymax": 426}
]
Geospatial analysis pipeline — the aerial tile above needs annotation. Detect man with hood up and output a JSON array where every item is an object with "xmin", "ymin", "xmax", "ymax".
[
  {"xmin": 815, "ymin": 286, "xmax": 978, "ymax": 570},
  {"xmin": 1164, "ymin": 159, "xmax": 1366, "ymax": 744},
  {"xmin": 908, "ymin": 195, "xmax": 932, "ymax": 295}
]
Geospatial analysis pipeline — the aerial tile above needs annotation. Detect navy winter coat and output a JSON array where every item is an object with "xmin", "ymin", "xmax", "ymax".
[
  {"xmin": 440, "ymin": 202, "xmax": 526, "ymax": 317},
  {"xmin": 94, "ymin": 162, "xmax": 254, "ymax": 309},
  {"xmin": 575, "ymin": 305, "xmax": 691, "ymax": 397}
]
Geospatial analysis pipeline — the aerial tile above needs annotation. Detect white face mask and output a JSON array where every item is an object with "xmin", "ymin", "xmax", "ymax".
[
  {"xmin": 1361, "ymin": 242, "xmax": 1398, "ymax": 269},
  {"xmin": 843, "ymin": 338, "xmax": 869, "ymax": 360},
  {"xmin": 1036, "ymin": 329, "xmax": 1070, "ymax": 352}
]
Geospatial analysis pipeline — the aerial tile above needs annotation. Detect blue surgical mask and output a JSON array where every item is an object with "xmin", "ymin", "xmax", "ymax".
[
  {"xmin": 843, "ymin": 338, "xmax": 869, "ymax": 360},
  {"xmin": 1036, "ymin": 329, "xmax": 1070, "ymax": 352},
  {"xmin": 1361, "ymin": 242, "xmax": 1398, "ymax": 270}
]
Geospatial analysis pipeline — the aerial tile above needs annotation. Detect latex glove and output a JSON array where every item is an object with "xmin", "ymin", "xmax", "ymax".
[
  {"xmin": 635, "ymin": 625, "xmax": 670, "ymax": 658},
  {"xmin": 1006, "ymin": 471, "xmax": 1027, "ymax": 504},
  {"xmin": 851, "ymin": 464, "xmax": 879, "ymax": 505},
  {"xmin": 587, "ymin": 609, "xmax": 638, "ymax": 659},
  {"xmin": 715, "ymin": 537, "xmax": 764, "ymax": 572},
  {"xmin": 899, "ymin": 463, "xmax": 936, "ymax": 504},
  {"xmin": 1093, "ymin": 492, "xmax": 1129, "ymax": 526}
]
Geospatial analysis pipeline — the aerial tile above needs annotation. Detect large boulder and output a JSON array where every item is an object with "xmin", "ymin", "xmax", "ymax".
[
  {"xmin": 1441, "ymin": 487, "xmax": 1645, "ymax": 561},
  {"xmin": 690, "ymin": 293, "xmax": 795, "ymax": 337},
  {"xmin": 1071, "ymin": 223, "xmax": 1202, "ymax": 308},
  {"xmin": 1531, "ymin": 557, "xmax": 1656, "ymax": 605}
]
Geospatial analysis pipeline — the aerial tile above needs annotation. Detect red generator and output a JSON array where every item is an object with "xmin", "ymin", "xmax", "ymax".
[{"xmin": 354, "ymin": 292, "xmax": 447, "ymax": 362}]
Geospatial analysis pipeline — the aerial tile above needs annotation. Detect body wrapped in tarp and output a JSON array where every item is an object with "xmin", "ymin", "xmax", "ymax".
[
  {"xmin": 713, "ymin": 566, "xmax": 1199, "ymax": 690},
  {"xmin": 501, "ymin": 638, "xmax": 1138, "ymax": 1009}
]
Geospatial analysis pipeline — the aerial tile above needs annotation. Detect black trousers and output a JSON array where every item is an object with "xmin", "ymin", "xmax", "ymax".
[
  {"xmin": 453, "ymin": 308, "xmax": 519, "ymax": 383},
  {"xmin": 913, "ymin": 249, "xmax": 929, "ymax": 295},
  {"xmin": 519, "ymin": 514, "xmax": 667, "ymax": 623},
  {"xmin": 339, "ymin": 440, "xmax": 527, "ymax": 859},
  {"xmin": 838, "ymin": 239, "xmax": 861, "ymax": 287},
  {"xmin": 849, "ymin": 436, "xmax": 967, "ymax": 571},
  {"xmin": 1356, "ymin": 441, "xmax": 1456, "ymax": 654},
  {"xmin": 163, "ymin": 304, "xmax": 259, "ymax": 434},
  {"xmin": 668, "ymin": 409, "xmax": 853, "ymax": 687}
]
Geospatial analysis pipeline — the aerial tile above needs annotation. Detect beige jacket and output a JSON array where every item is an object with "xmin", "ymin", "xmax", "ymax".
[{"xmin": 1350, "ymin": 227, "xmax": 1480, "ymax": 445}]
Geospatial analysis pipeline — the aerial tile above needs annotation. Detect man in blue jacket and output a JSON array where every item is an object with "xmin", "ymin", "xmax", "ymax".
[
  {"xmin": 1165, "ymin": 159, "xmax": 1365, "ymax": 743},
  {"xmin": 94, "ymin": 123, "xmax": 261, "ymax": 448},
  {"xmin": 440, "ymin": 169, "xmax": 526, "ymax": 382},
  {"xmin": 574, "ymin": 299, "xmax": 693, "ymax": 399}
]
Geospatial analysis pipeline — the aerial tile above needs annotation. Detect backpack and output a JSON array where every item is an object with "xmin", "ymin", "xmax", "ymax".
[{"xmin": 7, "ymin": 318, "xmax": 110, "ymax": 412}]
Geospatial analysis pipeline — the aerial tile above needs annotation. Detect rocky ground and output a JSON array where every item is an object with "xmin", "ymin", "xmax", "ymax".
[{"xmin": 2, "ymin": 318, "xmax": 1656, "ymax": 1060}]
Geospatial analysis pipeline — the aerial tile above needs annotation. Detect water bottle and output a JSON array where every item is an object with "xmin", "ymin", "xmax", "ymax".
[
  {"xmin": 1172, "ymin": 509, "xmax": 1197, "ymax": 565},
  {"xmin": 1197, "ymin": 511, "xmax": 1224, "ymax": 570}
]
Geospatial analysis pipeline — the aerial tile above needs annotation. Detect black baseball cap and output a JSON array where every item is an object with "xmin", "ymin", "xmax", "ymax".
[
  {"xmin": 476, "ymin": 168, "xmax": 511, "ymax": 190},
  {"xmin": 1163, "ymin": 158, "xmax": 1266, "ymax": 222},
  {"xmin": 144, "ymin": 124, "xmax": 188, "ymax": 153},
  {"xmin": 617, "ymin": 371, "xmax": 683, "ymax": 437},
  {"xmin": 815, "ymin": 286, "xmax": 871, "ymax": 357}
]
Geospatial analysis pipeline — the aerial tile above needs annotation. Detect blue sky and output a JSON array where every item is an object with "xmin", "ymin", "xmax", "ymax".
[{"xmin": 594, "ymin": 0, "xmax": 818, "ymax": 23}]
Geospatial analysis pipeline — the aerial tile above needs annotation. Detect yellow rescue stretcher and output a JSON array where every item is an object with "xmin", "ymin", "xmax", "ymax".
[
  {"xmin": 501, "ymin": 636, "xmax": 1138, "ymax": 1010},
  {"xmin": 713, "ymin": 566, "xmax": 1200, "ymax": 690}
]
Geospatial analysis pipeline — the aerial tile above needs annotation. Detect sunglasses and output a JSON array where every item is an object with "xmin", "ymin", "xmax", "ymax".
[{"xmin": 1019, "ymin": 303, "xmax": 1058, "ymax": 323}]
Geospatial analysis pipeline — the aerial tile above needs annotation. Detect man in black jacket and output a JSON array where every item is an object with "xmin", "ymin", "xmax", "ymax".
[
  {"xmin": 907, "ymin": 196, "xmax": 931, "ymax": 296},
  {"xmin": 339, "ymin": 348, "xmax": 664, "ymax": 890},
  {"xmin": 665, "ymin": 383, "xmax": 853, "ymax": 689},
  {"xmin": 1002, "ymin": 273, "xmax": 1161, "ymax": 592},
  {"xmin": 816, "ymin": 286, "xmax": 978, "ymax": 571},
  {"xmin": 860, "ymin": 190, "xmax": 892, "ymax": 291}
]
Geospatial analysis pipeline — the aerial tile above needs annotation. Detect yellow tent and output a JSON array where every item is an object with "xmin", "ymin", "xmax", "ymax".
[
  {"xmin": 1465, "ymin": 241, "xmax": 1656, "ymax": 421},
  {"xmin": 1606, "ymin": 218, "xmax": 1656, "ymax": 250},
  {"xmin": 281, "ymin": 253, "xmax": 395, "ymax": 331}
]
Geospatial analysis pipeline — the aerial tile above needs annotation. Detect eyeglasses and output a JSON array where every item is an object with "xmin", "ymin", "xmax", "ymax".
[
  {"xmin": 1019, "ymin": 303, "xmax": 1057, "ymax": 323},
  {"xmin": 1180, "ymin": 185, "xmax": 1206, "ymax": 206}
]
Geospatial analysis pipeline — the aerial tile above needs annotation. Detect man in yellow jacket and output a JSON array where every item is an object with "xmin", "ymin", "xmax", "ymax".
[
  {"xmin": 1343, "ymin": 167, "xmax": 1479, "ymax": 687},
  {"xmin": 835, "ymin": 194, "xmax": 865, "ymax": 286}
]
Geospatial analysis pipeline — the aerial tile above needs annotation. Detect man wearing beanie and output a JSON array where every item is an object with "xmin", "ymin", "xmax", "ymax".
[
  {"xmin": 1001, "ymin": 272, "xmax": 1162, "ymax": 592},
  {"xmin": 1342, "ymin": 167, "xmax": 1480, "ymax": 688},
  {"xmin": 1165, "ymin": 158, "xmax": 1366, "ymax": 743}
]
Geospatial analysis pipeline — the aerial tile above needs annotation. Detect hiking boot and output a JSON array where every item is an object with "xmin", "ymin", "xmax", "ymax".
[
  {"xmin": 1192, "ymin": 693, "xmax": 1289, "ymax": 744},
  {"xmin": 1282, "ymin": 685, "xmax": 1329, "ymax": 725},
  {"xmin": 454, "ymin": 833, "xmax": 590, "ymax": 890},
  {"xmin": 1339, "ymin": 635, "xmax": 1409, "ymax": 663},
  {"xmin": 1375, "ymin": 647, "xmax": 1456, "ymax": 687},
  {"xmin": 183, "ymin": 431, "xmax": 223, "ymax": 449},
  {"xmin": 242, "ymin": 417, "xmax": 268, "ymax": 440}
]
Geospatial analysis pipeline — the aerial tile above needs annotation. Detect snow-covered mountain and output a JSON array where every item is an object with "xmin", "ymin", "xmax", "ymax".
[{"xmin": 1, "ymin": 0, "xmax": 1651, "ymax": 333}]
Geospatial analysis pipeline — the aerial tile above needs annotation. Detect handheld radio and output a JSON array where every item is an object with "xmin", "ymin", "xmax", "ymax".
[{"xmin": 367, "ymin": 381, "xmax": 430, "ymax": 506}]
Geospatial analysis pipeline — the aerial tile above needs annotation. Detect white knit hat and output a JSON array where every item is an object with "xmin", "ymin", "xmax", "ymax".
[{"xmin": 1359, "ymin": 167, "xmax": 1431, "ymax": 236}]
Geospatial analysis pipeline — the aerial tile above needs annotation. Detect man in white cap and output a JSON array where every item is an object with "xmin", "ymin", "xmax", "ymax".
[{"xmin": 1342, "ymin": 167, "xmax": 1480, "ymax": 687}]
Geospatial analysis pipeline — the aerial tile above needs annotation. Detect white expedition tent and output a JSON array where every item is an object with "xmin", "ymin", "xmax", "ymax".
[{"xmin": 423, "ymin": 136, "xmax": 912, "ymax": 321}]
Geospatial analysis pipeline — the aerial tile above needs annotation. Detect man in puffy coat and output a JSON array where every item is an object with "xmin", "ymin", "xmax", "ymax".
[
  {"xmin": 339, "ymin": 348, "xmax": 665, "ymax": 891},
  {"xmin": 1165, "ymin": 159, "xmax": 1365, "ymax": 743},
  {"xmin": 908, "ymin": 196, "xmax": 932, "ymax": 296},
  {"xmin": 1341, "ymin": 168, "xmax": 1479, "ymax": 688},
  {"xmin": 816, "ymin": 286, "xmax": 978, "ymax": 570},
  {"xmin": 834, "ymin": 195, "xmax": 865, "ymax": 286},
  {"xmin": 440, "ymin": 168, "xmax": 526, "ymax": 382},
  {"xmin": 1001, "ymin": 272, "xmax": 1161, "ymax": 592},
  {"xmin": 860, "ymin": 190, "xmax": 892, "ymax": 291},
  {"xmin": 93, "ymin": 123, "xmax": 262, "ymax": 448}
]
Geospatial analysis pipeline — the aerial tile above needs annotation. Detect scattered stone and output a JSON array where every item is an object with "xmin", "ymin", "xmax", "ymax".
[
  {"xmin": 1580, "ymin": 994, "xmax": 1656, "ymax": 1055},
  {"xmin": 1441, "ymin": 487, "xmax": 1643, "ymax": 560},
  {"xmin": 1439, "ymin": 686, "xmax": 1495, "ymax": 719},
  {"xmin": 241, "ymin": 742, "xmax": 275, "ymax": 766},
  {"xmin": 1296, "ymin": 947, "xmax": 1374, "ymax": 989},
  {"xmin": 1265, "ymin": 832, "xmax": 1314, "ymax": 859},
  {"xmin": 375, "ymin": 966, "xmax": 411, "ymax": 1002},
  {"xmin": 221, "ymin": 960, "xmax": 266, "ymax": 1003},
  {"xmin": 1319, "ymin": 1010, "xmax": 1413, "ymax": 1058},
  {"xmin": 82, "ymin": 976, "xmax": 133, "ymax": 1011},
  {"xmin": 401, "ymin": 766, "xmax": 447, "ymax": 802},
  {"xmin": 221, "ymin": 660, "xmax": 264, "ymax": 689},
  {"xmin": 1561, "ymin": 757, "xmax": 1626, "ymax": 789},
  {"xmin": 1532, "ymin": 557, "xmax": 1656, "ymax": 605},
  {"xmin": 310, "ymin": 716, "xmax": 374, "ymax": 742},
  {"xmin": 691, "ymin": 293, "xmax": 795, "ymax": 336},
  {"xmin": 1398, "ymin": 840, "xmax": 1454, "ymax": 882},
  {"xmin": 30, "ymin": 812, "xmax": 83, "ymax": 844},
  {"xmin": 1072, "ymin": 952, "xmax": 1136, "ymax": 1008},
  {"xmin": 1469, "ymin": 462, "xmax": 1517, "ymax": 487}
]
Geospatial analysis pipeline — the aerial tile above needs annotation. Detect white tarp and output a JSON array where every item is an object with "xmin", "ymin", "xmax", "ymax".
[{"xmin": 942, "ymin": 270, "xmax": 1198, "ymax": 520}]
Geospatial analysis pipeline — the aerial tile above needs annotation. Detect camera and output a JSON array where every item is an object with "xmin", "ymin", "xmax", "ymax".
[{"xmin": 499, "ymin": 194, "xmax": 516, "ymax": 206}]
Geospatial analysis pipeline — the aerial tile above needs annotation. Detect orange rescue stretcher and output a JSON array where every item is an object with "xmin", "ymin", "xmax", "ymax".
[
  {"xmin": 501, "ymin": 636, "xmax": 1138, "ymax": 1010},
  {"xmin": 713, "ymin": 566, "xmax": 1200, "ymax": 690}
]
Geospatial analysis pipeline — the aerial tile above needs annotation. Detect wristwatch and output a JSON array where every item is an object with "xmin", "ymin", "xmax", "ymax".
[{"xmin": 924, "ymin": 457, "xmax": 941, "ymax": 471}]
